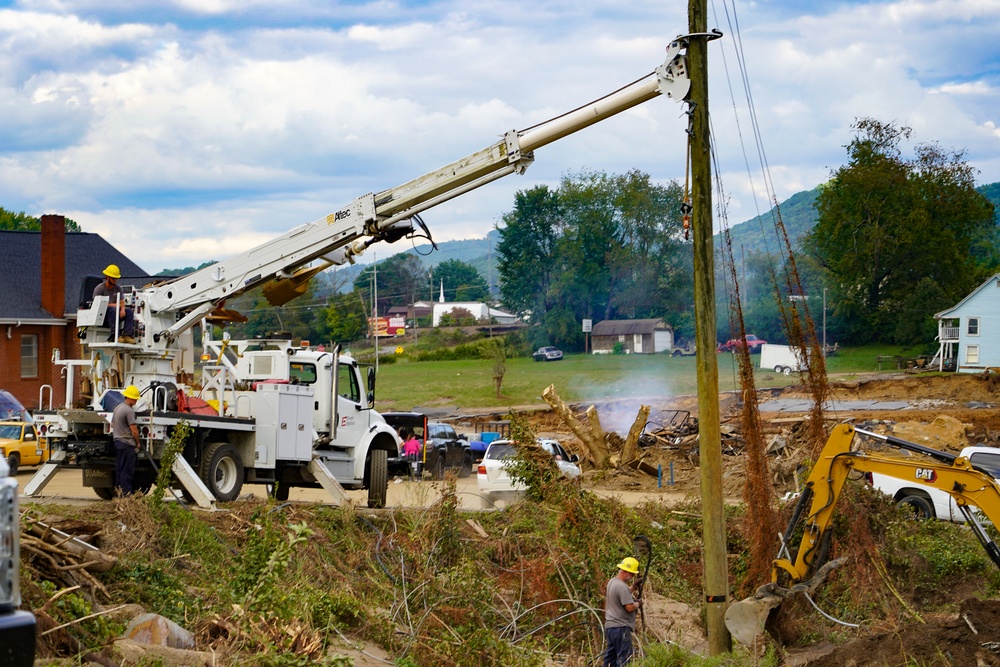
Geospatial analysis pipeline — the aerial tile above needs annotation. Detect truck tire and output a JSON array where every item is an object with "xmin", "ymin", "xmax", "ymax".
[
  {"xmin": 434, "ymin": 454, "xmax": 446, "ymax": 481},
  {"xmin": 774, "ymin": 365, "xmax": 784, "ymax": 374},
  {"xmin": 6, "ymin": 453, "xmax": 18, "ymax": 476},
  {"xmin": 458, "ymin": 453, "xmax": 473, "ymax": 478},
  {"xmin": 200, "ymin": 442, "xmax": 244, "ymax": 502},
  {"xmin": 94, "ymin": 486, "xmax": 115, "ymax": 500},
  {"xmin": 897, "ymin": 494, "xmax": 935, "ymax": 520},
  {"xmin": 782, "ymin": 367, "xmax": 792, "ymax": 376},
  {"xmin": 367, "ymin": 450, "xmax": 388, "ymax": 509}
]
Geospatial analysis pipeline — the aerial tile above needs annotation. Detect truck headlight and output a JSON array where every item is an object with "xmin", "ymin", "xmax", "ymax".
[{"xmin": 0, "ymin": 460, "xmax": 19, "ymax": 612}]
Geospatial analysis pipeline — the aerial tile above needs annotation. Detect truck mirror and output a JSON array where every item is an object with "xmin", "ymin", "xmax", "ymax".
[{"xmin": 367, "ymin": 367, "xmax": 376, "ymax": 406}]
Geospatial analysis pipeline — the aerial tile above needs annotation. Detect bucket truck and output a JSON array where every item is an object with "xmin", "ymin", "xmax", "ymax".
[{"xmin": 25, "ymin": 39, "xmax": 692, "ymax": 508}]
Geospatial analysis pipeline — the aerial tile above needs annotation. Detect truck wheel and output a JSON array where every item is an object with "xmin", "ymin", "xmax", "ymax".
[
  {"xmin": 200, "ymin": 442, "xmax": 244, "ymax": 502},
  {"xmin": 367, "ymin": 450, "xmax": 388, "ymax": 509},
  {"xmin": 458, "ymin": 454, "xmax": 473, "ymax": 478},
  {"xmin": 94, "ymin": 486, "xmax": 115, "ymax": 500},
  {"xmin": 774, "ymin": 365, "xmax": 784, "ymax": 374},
  {"xmin": 782, "ymin": 367, "xmax": 792, "ymax": 376},
  {"xmin": 434, "ymin": 455, "xmax": 446, "ymax": 481},
  {"xmin": 6, "ymin": 453, "xmax": 18, "ymax": 476},
  {"xmin": 897, "ymin": 494, "xmax": 934, "ymax": 520}
]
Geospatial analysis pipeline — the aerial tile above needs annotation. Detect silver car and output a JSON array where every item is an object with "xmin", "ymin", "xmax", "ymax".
[{"xmin": 476, "ymin": 438, "xmax": 580, "ymax": 507}]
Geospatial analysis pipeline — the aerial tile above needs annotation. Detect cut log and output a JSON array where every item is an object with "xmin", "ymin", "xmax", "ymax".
[
  {"xmin": 586, "ymin": 405, "xmax": 608, "ymax": 447},
  {"xmin": 542, "ymin": 384, "xmax": 610, "ymax": 467},
  {"xmin": 619, "ymin": 405, "xmax": 650, "ymax": 464}
]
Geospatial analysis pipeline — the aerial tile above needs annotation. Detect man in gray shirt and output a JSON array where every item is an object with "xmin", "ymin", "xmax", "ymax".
[
  {"xmin": 604, "ymin": 556, "xmax": 642, "ymax": 666},
  {"xmin": 93, "ymin": 264, "xmax": 135, "ymax": 343},
  {"xmin": 112, "ymin": 386, "xmax": 142, "ymax": 495}
]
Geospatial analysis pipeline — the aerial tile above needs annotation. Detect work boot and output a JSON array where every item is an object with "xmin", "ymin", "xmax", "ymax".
[{"xmin": 119, "ymin": 335, "xmax": 136, "ymax": 344}]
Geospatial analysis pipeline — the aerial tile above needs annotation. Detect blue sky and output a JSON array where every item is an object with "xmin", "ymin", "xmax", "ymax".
[{"xmin": 1, "ymin": 0, "xmax": 998, "ymax": 273}]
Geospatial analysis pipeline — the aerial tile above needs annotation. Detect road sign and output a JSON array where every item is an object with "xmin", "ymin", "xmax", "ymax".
[{"xmin": 582, "ymin": 319, "xmax": 592, "ymax": 333}]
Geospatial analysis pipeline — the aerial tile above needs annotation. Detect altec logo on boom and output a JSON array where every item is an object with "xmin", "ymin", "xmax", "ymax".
[{"xmin": 915, "ymin": 468, "xmax": 938, "ymax": 482}]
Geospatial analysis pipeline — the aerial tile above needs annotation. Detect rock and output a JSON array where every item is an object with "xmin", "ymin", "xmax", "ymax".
[{"xmin": 123, "ymin": 613, "xmax": 195, "ymax": 649}]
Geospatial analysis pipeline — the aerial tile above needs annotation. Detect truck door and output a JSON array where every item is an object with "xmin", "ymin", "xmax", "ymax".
[{"xmin": 332, "ymin": 361, "xmax": 369, "ymax": 456}]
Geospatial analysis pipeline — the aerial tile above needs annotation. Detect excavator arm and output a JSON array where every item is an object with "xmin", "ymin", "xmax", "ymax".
[
  {"xmin": 727, "ymin": 423, "xmax": 1000, "ymax": 645},
  {"xmin": 144, "ymin": 39, "xmax": 691, "ymax": 342}
]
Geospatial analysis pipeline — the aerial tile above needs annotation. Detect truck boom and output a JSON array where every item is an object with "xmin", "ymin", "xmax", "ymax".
[{"xmin": 147, "ymin": 39, "xmax": 690, "ymax": 343}]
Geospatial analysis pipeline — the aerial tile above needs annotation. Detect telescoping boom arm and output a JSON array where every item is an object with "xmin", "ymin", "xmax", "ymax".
[{"xmin": 146, "ymin": 40, "xmax": 691, "ymax": 341}]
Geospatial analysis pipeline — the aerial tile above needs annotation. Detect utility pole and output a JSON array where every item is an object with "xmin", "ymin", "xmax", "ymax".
[{"xmin": 688, "ymin": 0, "xmax": 731, "ymax": 655}]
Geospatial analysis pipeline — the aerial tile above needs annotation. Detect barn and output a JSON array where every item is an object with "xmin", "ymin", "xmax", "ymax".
[{"xmin": 591, "ymin": 318, "xmax": 673, "ymax": 354}]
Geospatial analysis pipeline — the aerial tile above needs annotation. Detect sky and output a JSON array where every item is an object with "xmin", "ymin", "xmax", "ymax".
[{"xmin": 1, "ymin": 0, "xmax": 998, "ymax": 274}]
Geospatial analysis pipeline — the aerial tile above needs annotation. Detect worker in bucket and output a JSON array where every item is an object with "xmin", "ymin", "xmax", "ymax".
[
  {"xmin": 94, "ymin": 264, "xmax": 136, "ymax": 343},
  {"xmin": 112, "ymin": 386, "xmax": 142, "ymax": 495},
  {"xmin": 604, "ymin": 556, "xmax": 642, "ymax": 666}
]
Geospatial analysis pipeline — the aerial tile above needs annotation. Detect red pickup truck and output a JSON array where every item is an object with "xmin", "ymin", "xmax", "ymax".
[{"xmin": 718, "ymin": 334, "xmax": 767, "ymax": 353}]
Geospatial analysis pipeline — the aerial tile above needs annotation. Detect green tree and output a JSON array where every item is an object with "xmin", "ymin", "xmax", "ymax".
[
  {"xmin": 354, "ymin": 252, "xmax": 425, "ymax": 316},
  {"xmin": 497, "ymin": 169, "xmax": 688, "ymax": 351},
  {"xmin": 0, "ymin": 207, "xmax": 82, "ymax": 231},
  {"xmin": 806, "ymin": 118, "xmax": 995, "ymax": 345},
  {"xmin": 323, "ymin": 290, "xmax": 369, "ymax": 344},
  {"xmin": 433, "ymin": 259, "xmax": 489, "ymax": 302},
  {"xmin": 496, "ymin": 185, "xmax": 561, "ymax": 316}
]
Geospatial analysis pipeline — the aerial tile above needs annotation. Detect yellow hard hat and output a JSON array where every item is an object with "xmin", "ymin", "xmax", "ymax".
[
  {"xmin": 122, "ymin": 385, "xmax": 141, "ymax": 401},
  {"xmin": 103, "ymin": 264, "xmax": 121, "ymax": 279},
  {"xmin": 616, "ymin": 557, "xmax": 640, "ymax": 574}
]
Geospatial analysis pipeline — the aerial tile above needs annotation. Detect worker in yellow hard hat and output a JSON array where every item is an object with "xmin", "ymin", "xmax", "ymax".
[
  {"xmin": 111, "ymin": 386, "xmax": 142, "ymax": 495},
  {"xmin": 604, "ymin": 556, "xmax": 642, "ymax": 666},
  {"xmin": 93, "ymin": 264, "xmax": 136, "ymax": 344}
]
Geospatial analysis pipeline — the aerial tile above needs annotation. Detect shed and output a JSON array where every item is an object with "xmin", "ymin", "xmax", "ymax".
[{"xmin": 590, "ymin": 318, "xmax": 673, "ymax": 354}]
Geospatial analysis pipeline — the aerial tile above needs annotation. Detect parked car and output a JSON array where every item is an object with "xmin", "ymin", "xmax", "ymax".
[
  {"xmin": 0, "ymin": 421, "xmax": 47, "ymax": 474},
  {"xmin": 0, "ymin": 455, "xmax": 36, "ymax": 666},
  {"xmin": 670, "ymin": 340, "xmax": 696, "ymax": 357},
  {"xmin": 477, "ymin": 438, "xmax": 581, "ymax": 507},
  {"xmin": 868, "ymin": 445, "xmax": 1000, "ymax": 523},
  {"xmin": 532, "ymin": 346, "xmax": 564, "ymax": 362},
  {"xmin": 718, "ymin": 334, "xmax": 767, "ymax": 353},
  {"xmin": 424, "ymin": 422, "xmax": 473, "ymax": 479}
]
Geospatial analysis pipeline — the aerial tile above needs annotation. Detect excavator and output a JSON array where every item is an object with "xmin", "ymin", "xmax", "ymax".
[{"xmin": 725, "ymin": 423, "xmax": 1000, "ymax": 645}]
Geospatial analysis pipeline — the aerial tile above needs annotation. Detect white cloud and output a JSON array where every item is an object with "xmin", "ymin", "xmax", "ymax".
[{"xmin": 0, "ymin": 1, "xmax": 999, "ymax": 272}]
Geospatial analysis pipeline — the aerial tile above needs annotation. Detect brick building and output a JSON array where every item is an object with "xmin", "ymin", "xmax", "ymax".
[{"xmin": 0, "ymin": 216, "xmax": 149, "ymax": 410}]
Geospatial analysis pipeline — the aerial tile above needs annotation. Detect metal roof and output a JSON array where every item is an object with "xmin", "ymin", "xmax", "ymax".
[{"xmin": 590, "ymin": 318, "xmax": 670, "ymax": 336}]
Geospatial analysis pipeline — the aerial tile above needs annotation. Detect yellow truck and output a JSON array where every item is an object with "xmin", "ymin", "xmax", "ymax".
[{"xmin": 0, "ymin": 422, "xmax": 48, "ymax": 475}]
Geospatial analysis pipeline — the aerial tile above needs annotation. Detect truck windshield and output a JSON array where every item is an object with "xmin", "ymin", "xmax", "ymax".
[{"xmin": 0, "ymin": 425, "xmax": 21, "ymax": 439}]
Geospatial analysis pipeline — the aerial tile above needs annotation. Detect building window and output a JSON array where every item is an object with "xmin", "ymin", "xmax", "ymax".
[
  {"xmin": 21, "ymin": 334, "xmax": 38, "ymax": 378},
  {"xmin": 618, "ymin": 335, "xmax": 625, "ymax": 342},
  {"xmin": 968, "ymin": 317, "xmax": 980, "ymax": 336},
  {"xmin": 967, "ymin": 345, "xmax": 980, "ymax": 365}
]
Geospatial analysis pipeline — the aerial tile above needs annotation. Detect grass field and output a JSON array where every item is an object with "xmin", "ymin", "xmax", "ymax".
[{"xmin": 372, "ymin": 344, "xmax": 929, "ymax": 411}]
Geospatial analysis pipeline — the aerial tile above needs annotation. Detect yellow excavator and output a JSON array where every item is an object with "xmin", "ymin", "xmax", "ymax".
[{"xmin": 725, "ymin": 423, "xmax": 1000, "ymax": 645}]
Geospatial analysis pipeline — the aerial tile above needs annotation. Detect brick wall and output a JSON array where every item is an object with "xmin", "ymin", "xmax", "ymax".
[{"xmin": 0, "ymin": 323, "xmax": 83, "ymax": 411}]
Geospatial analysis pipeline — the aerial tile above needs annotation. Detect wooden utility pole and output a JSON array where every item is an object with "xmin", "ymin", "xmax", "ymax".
[{"xmin": 688, "ymin": 0, "xmax": 731, "ymax": 655}]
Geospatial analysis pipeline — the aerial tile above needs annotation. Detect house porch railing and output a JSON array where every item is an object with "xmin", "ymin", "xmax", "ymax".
[{"xmin": 938, "ymin": 326, "xmax": 960, "ymax": 341}]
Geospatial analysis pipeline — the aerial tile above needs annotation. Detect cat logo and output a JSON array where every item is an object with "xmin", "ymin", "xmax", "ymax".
[{"xmin": 915, "ymin": 468, "xmax": 937, "ymax": 482}]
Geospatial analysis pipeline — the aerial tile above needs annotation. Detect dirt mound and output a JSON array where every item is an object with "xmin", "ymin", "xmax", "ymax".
[{"xmin": 803, "ymin": 598, "xmax": 1000, "ymax": 667}]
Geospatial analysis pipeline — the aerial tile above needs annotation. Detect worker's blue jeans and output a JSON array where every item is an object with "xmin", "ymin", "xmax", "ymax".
[
  {"xmin": 103, "ymin": 306, "xmax": 135, "ymax": 337},
  {"xmin": 114, "ymin": 439, "xmax": 136, "ymax": 495},
  {"xmin": 604, "ymin": 625, "xmax": 633, "ymax": 666}
]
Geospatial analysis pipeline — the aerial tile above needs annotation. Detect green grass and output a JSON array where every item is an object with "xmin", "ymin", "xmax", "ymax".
[{"xmin": 372, "ymin": 345, "xmax": 917, "ymax": 411}]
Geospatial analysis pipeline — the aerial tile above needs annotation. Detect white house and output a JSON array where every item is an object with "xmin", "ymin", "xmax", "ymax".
[
  {"xmin": 432, "ymin": 302, "xmax": 516, "ymax": 327},
  {"xmin": 934, "ymin": 273, "xmax": 1000, "ymax": 372}
]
